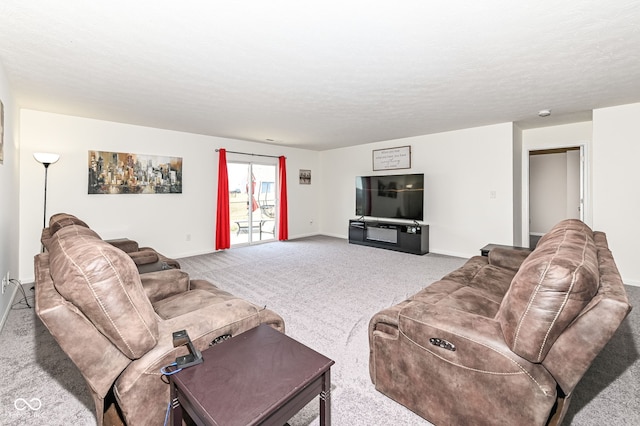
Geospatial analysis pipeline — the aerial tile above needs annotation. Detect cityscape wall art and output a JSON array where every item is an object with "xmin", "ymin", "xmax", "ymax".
[{"xmin": 88, "ymin": 150, "xmax": 183, "ymax": 194}]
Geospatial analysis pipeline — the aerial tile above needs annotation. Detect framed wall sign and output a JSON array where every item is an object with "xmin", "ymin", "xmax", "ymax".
[{"xmin": 372, "ymin": 146, "xmax": 411, "ymax": 171}]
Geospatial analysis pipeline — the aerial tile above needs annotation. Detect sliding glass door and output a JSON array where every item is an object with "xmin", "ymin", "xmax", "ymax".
[{"xmin": 227, "ymin": 162, "xmax": 277, "ymax": 246}]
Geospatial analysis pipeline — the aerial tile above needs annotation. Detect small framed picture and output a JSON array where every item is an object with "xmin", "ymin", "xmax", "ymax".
[{"xmin": 299, "ymin": 169, "xmax": 311, "ymax": 185}]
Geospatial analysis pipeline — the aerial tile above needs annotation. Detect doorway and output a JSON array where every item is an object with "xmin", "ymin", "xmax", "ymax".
[
  {"xmin": 528, "ymin": 146, "xmax": 584, "ymax": 248},
  {"xmin": 227, "ymin": 162, "xmax": 277, "ymax": 246}
]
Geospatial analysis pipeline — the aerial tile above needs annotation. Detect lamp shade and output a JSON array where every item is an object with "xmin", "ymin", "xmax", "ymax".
[{"xmin": 33, "ymin": 152, "xmax": 60, "ymax": 165}]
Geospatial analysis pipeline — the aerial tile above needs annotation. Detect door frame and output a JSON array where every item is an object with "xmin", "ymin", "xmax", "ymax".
[
  {"xmin": 227, "ymin": 159, "xmax": 278, "ymax": 247},
  {"xmin": 521, "ymin": 141, "xmax": 590, "ymax": 246}
]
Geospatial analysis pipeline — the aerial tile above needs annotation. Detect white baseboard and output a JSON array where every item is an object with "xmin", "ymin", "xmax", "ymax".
[
  {"xmin": 0, "ymin": 285, "xmax": 19, "ymax": 334},
  {"xmin": 316, "ymin": 232, "xmax": 345, "ymax": 240},
  {"xmin": 428, "ymin": 249, "xmax": 475, "ymax": 259}
]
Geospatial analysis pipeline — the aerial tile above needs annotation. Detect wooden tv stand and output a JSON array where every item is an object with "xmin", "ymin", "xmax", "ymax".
[{"xmin": 348, "ymin": 219, "xmax": 429, "ymax": 255}]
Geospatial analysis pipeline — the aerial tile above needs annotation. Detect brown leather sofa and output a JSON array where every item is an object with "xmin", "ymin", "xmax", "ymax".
[
  {"xmin": 41, "ymin": 213, "xmax": 181, "ymax": 272},
  {"xmin": 369, "ymin": 219, "xmax": 632, "ymax": 425},
  {"xmin": 35, "ymin": 217, "xmax": 285, "ymax": 425}
]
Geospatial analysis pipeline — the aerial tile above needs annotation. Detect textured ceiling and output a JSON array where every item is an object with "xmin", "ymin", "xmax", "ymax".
[{"xmin": 1, "ymin": 1, "xmax": 639, "ymax": 150}]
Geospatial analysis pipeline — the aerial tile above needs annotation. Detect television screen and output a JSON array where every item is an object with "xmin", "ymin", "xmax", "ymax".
[{"xmin": 356, "ymin": 173, "xmax": 424, "ymax": 221}]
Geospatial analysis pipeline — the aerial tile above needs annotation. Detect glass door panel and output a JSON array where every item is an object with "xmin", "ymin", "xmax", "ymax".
[{"xmin": 228, "ymin": 162, "xmax": 276, "ymax": 246}]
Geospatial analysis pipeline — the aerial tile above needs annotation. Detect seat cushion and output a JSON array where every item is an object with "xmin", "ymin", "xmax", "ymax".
[
  {"xmin": 411, "ymin": 256, "xmax": 518, "ymax": 319},
  {"xmin": 153, "ymin": 289, "xmax": 250, "ymax": 320}
]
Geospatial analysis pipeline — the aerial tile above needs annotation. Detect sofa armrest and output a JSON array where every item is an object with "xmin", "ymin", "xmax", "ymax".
[
  {"xmin": 139, "ymin": 246, "xmax": 181, "ymax": 269},
  {"xmin": 488, "ymin": 246, "xmax": 531, "ymax": 272},
  {"xmin": 128, "ymin": 250, "xmax": 160, "ymax": 266},
  {"xmin": 369, "ymin": 298, "xmax": 550, "ymax": 380},
  {"xmin": 391, "ymin": 301, "xmax": 556, "ymax": 393},
  {"xmin": 107, "ymin": 238, "xmax": 140, "ymax": 253},
  {"xmin": 140, "ymin": 269, "xmax": 191, "ymax": 304},
  {"xmin": 369, "ymin": 301, "xmax": 559, "ymax": 425},
  {"xmin": 382, "ymin": 301, "xmax": 556, "ymax": 390},
  {"xmin": 399, "ymin": 302, "xmax": 516, "ymax": 361}
]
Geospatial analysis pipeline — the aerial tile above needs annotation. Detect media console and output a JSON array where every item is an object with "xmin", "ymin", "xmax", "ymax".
[{"xmin": 348, "ymin": 219, "xmax": 429, "ymax": 255}]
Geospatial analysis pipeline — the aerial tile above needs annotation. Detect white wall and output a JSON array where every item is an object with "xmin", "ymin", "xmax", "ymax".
[
  {"xmin": 320, "ymin": 123, "xmax": 515, "ymax": 258},
  {"xmin": 0, "ymin": 60, "xmax": 20, "ymax": 329},
  {"xmin": 18, "ymin": 110, "xmax": 321, "ymax": 281},
  {"xmin": 593, "ymin": 103, "xmax": 640, "ymax": 286},
  {"xmin": 15, "ymin": 106, "xmax": 640, "ymax": 286}
]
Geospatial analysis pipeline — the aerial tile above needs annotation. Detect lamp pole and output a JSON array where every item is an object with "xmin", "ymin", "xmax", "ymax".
[
  {"xmin": 42, "ymin": 162, "xmax": 51, "ymax": 229},
  {"xmin": 33, "ymin": 152, "xmax": 60, "ymax": 233}
]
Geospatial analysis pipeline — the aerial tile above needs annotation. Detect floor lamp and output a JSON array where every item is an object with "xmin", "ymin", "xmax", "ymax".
[{"xmin": 33, "ymin": 152, "xmax": 60, "ymax": 230}]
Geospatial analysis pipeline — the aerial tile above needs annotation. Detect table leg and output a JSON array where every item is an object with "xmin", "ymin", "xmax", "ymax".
[
  {"xmin": 170, "ymin": 382, "xmax": 182, "ymax": 426},
  {"xmin": 319, "ymin": 369, "xmax": 331, "ymax": 426}
]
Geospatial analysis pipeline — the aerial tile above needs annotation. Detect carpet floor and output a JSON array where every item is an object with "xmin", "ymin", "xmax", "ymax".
[{"xmin": 1, "ymin": 235, "xmax": 638, "ymax": 425}]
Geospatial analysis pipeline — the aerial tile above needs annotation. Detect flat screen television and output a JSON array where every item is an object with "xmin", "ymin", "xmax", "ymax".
[{"xmin": 356, "ymin": 173, "xmax": 424, "ymax": 221}]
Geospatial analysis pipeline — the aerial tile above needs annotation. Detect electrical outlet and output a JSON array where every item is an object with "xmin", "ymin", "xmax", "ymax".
[{"xmin": 1, "ymin": 272, "xmax": 8, "ymax": 294}]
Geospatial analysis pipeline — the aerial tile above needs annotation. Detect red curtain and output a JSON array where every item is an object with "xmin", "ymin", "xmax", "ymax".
[
  {"xmin": 278, "ymin": 156, "xmax": 288, "ymax": 241},
  {"xmin": 215, "ymin": 149, "xmax": 231, "ymax": 250}
]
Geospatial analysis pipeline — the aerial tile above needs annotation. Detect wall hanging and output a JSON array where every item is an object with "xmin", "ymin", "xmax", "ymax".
[
  {"xmin": 299, "ymin": 169, "xmax": 311, "ymax": 184},
  {"xmin": 88, "ymin": 150, "xmax": 182, "ymax": 194},
  {"xmin": 372, "ymin": 146, "xmax": 411, "ymax": 171}
]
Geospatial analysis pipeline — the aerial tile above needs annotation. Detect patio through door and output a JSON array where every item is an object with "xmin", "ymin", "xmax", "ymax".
[{"xmin": 227, "ymin": 162, "xmax": 277, "ymax": 246}]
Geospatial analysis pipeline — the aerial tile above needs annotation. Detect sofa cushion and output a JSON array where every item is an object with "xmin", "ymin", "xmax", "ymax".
[
  {"xmin": 498, "ymin": 220, "xmax": 599, "ymax": 362},
  {"xmin": 153, "ymin": 290, "xmax": 260, "ymax": 320},
  {"xmin": 48, "ymin": 224, "xmax": 158, "ymax": 359},
  {"xmin": 140, "ymin": 269, "xmax": 190, "ymax": 304},
  {"xmin": 411, "ymin": 256, "xmax": 518, "ymax": 319},
  {"xmin": 535, "ymin": 218, "xmax": 591, "ymax": 247},
  {"xmin": 49, "ymin": 212, "xmax": 90, "ymax": 235},
  {"xmin": 41, "ymin": 213, "xmax": 93, "ymax": 250}
]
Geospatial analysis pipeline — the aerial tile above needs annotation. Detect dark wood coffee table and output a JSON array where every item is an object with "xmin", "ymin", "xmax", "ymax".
[{"xmin": 170, "ymin": 324, "xmax": 335, "ymax": 426}]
